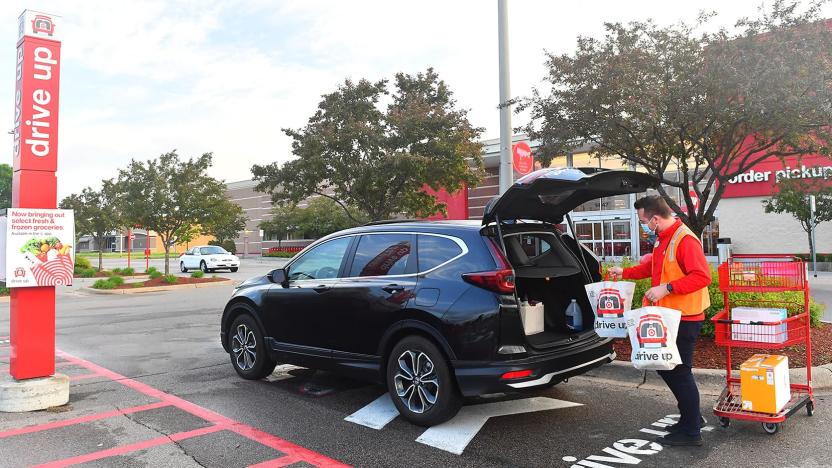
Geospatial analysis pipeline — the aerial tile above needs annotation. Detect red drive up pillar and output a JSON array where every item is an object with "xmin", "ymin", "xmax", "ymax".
[{"xmin": 10, "ymin": 11, "xmax": 62, "ymax": 380}]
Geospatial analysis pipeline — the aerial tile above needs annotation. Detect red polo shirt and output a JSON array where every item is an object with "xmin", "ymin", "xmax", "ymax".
[{"xmin": 623, "ymin": 219, "xmax": 711, "ymax": 321}]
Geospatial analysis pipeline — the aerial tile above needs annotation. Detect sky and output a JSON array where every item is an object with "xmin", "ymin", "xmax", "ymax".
[{"xmin": 0, "ymin": 0, "xmax": 823, "ymax": 199}]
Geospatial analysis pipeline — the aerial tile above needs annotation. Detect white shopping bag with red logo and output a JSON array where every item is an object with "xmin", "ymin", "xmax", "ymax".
[
  {"xmin": 623, "ymin": 306, "xmax": 682, "ymax": 371},
  {"xmin": 584, "ymin": 274, "xmax": 635, "ymax": 338}
]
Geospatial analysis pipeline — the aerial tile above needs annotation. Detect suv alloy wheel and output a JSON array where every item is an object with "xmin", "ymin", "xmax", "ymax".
[
  {"xmin": 386, "ymin": 335, "xmax": 461, "ymax": 426},
  {"xmin": 229, "ymin": 314, "xmax": 276, "ymax": 380}
]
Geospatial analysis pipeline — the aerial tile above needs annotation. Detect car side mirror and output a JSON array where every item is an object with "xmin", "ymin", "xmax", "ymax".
[{"xmin": 268, "ymin": 268, "xmax": 288, "ymax": 286}]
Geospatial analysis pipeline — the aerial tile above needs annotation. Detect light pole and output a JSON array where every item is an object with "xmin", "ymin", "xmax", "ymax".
[{"xmin": 498, "ymin": 0, "xmax": 513, "ymax": 194}]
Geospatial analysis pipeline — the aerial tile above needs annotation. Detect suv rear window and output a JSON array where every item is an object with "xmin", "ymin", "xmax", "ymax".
[
  {"xmin": 349, "ymin": 234, "xmax": 412, "ymax": 277},
  {"xmin": 418, "ymin": 235, "xmax": 462, "ymax": 271}
]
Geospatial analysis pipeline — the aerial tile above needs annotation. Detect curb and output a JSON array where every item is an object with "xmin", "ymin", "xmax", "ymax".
[
  {"xmin": 576, "ymin": 359, "xmax": 832, "ymax": 394},
  {"xmin": 81, "ymin": 279, "xmax": 235, "ymax": 295}
]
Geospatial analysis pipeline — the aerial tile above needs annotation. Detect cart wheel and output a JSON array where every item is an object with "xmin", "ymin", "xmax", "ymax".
[
  {"xmin": 719, "ymin": 417, "xmax": 730, "ymax": 428},
  {"xmin": 762, "ymin": 422, "xmax": 779, "ymax": 434},
  {"xmin": 807, "ymin": 401, "xmax": 814, "ymax": 417}
]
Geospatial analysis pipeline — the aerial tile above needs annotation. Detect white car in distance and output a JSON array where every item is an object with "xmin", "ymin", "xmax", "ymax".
[{"xmin": 180, "ymin": 245, "xmax": 240, "ymax": 273}]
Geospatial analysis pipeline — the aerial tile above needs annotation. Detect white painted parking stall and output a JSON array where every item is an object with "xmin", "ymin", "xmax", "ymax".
[{"xmin": 346, "ymin": 393, "xmax": 582, "ymax": 455}]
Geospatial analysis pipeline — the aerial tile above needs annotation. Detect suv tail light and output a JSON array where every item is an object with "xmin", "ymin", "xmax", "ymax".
[{"xmin": 463, "ymin": 238, "xmax": 515, "ymax": 294}]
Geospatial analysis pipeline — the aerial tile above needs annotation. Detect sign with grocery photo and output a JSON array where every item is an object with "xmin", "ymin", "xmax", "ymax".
[{"xmin": 0, "ymin": 208, "xmax": 74, "ymax": 287}]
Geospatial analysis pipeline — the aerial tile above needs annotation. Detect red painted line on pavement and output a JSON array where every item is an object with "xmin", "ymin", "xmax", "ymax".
[
  {"xmin": 33, "ymin": 424, "xmax": 225, "ymax": 468},
  {"xmin": 0, "ymin": 402, "xmax": 171, "ymax": 439},
  {"xmin": 248, "ymin": 456, "xmax": 301, "ymax": 467},
  {"xmin": 68, "ymin": 373, "xmax": 100, "ymax": 382},
  {"xmin": 55, "ymin": 351, "xmax": 351, "ymax": 467}
]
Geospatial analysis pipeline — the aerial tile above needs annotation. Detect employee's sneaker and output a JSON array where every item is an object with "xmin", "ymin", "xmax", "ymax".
[
  {"xmin": 657, "ymin": 432, "xmax": 703, "ymax": 447},
  {"xmin": 666, "ymin": 416, "xmax": 707, "ymax": 434}
]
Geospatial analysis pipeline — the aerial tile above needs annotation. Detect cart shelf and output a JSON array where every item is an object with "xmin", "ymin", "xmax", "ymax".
[
  {"xmin": 718, "ymin": 255, "xmax": 806, "ymax": 292},
  {"xmin": 713, "ymin": 381, "xmax": 813, "ymax": 424},
  {"xmin": 712, "ymin": 303, "xmax": 809, "ymax": 349}
]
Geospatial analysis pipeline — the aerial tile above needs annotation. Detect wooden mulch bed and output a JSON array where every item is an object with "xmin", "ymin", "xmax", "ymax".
[{"xmin": 612, "ymin": 323, "xmax": 832, "ymax": 369}]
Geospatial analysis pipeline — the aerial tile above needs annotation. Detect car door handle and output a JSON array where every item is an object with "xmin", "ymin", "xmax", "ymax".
[
  {"xmin": 313, "ymin": 285, "xmax": 331, "ymax": 292},
  {"xmin": 382, "ymin": 284, "xmax": 405, "ymax": 294}
]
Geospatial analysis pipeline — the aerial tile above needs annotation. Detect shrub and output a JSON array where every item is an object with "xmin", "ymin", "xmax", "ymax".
[
  {"xmin": 190, "ymin": 270, "xmax": 204, "ymax": 278},
  {"xmin": 263, "ymin": 251, "xmax": 297, "ymax": 258},
  {"xmin": 163, "ymin": 274, "xmax": 178, "ymax": 284},
  {"xmin": 112, "ymin": 267, "xmax": 122, "ymax": 275},
  {"xmin": 77, "ymin": 268, "xmax": 96, "ymax": 278},
  {"xmin": 75, "ymin": 256, "xmax": 92, "ymax": 269},
  {"xmin": 222, "ymin": 240, "xmax": 237, "ymax": 254},
  {"xmin": 92, "ymin": 279, "xmax": 115, "ymax": 289},
  {"xmin": 149, "ymin": 270, "xmax": 163, "ymax": 279},
  {"xmin": 108, "ymin": 275, "xmax": 125, "ymax": 286},
  {"xmin": 0, "ymin": 287, "xmax": 9, "ymax": 295},
  {"xmin": 119, "ymin": 267, "xmax": 135, "ymax": 276}
]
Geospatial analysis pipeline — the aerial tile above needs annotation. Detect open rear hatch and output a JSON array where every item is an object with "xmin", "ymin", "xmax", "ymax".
[{"xmin": 482, "ymin": 167, "xmax": 656, "ymax": 350}]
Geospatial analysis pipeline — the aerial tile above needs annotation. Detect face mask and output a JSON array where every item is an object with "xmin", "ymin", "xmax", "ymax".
[{"xmin": 640, "ymin": 218, "xmax": 658, "ymax": 245}]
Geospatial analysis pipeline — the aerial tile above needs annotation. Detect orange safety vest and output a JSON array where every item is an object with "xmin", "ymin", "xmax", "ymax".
[{"xmin": 655, "ymin": 224, "xmax": 710, "ymax": 317}]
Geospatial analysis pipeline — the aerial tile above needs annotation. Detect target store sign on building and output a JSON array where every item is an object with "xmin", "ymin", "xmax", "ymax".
[
  {"xmin": 0, "ymin": 209, "xmax": 74, "ymax": 287},
  {"xmin": 13, "ymin": 10, "xmax": 61, "ymax": 173}
]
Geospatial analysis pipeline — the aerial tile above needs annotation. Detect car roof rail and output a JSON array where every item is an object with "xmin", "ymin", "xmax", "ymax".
[{"xmin": 363, "ymin": 219, "xmax": 421, "ymax": 226}]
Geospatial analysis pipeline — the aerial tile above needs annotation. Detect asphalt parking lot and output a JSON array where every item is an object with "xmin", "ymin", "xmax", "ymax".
[{"xmin": 1, "ymin": 257, "xmax": 831, "ymax": 467}]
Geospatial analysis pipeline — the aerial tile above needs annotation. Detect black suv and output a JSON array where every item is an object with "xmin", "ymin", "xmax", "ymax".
[{"xmin": 221, "ymin": 168, "xmax": 655, "ymax": 426}]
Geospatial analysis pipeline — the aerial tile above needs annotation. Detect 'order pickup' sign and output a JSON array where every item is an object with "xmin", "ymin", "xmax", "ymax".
[{"xmin": 0, "ymin": 208, "xmax": 74, "ymax": 287}]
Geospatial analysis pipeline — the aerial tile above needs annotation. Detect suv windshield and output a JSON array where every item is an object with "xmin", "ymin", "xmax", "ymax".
[{"xmin": 200, "ymin": 246, "xmax": 228, "ymax": 255}]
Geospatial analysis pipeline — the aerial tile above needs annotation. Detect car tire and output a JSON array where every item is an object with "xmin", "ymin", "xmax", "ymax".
[
  {"xmin": 180, "ymin": 262, "xmax": 188, "ymax": 273},
  {"xmin": 230, "ymin": 267, "xmax": 239, "ymax": 272},
  {"xmin": 228, "ymin": 314, "xmax": 275, "ymax": 380},
  {"xmin": 386, "ymin": 335, "xmax": 461, "ymax": 427},
  {"xmin": 201, "ymin": 261, "xmax": 211, "ymax": 273}
]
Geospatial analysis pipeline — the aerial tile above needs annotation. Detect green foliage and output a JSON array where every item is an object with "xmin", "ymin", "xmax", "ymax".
[
  {"xmin": 163, "ymin": 274, "xmax": 178, "ymax": 284},
  {"xmin": 190, "ymin": 270, "xmax": 204, "ymax": 278},
  {"xmin": 146, "ymin": 266, "xmax": 159, "ymax": 274},
  {"xmin": 59, "ymin": 181, "xmax": 123, "ymax": 272},
  {"xmin": 75, "ymin": 255, "xmax": 92, "ymax": 270},
  {"xmin": 796, "ymin": 253, "xmax": 832, "ymax": 262},
  {"xmin": 520, "ymin": 3, "xmax": 832, "ymax": 235},
  {"xmin": 252, "ymin": 68, "xmax": 484, "ymax": 222},
  {"xmin": 602, "ymin": 264, "xmax": 825, "ymax": 338},
  {"xmin": 149, "ymin": 270, "xmax": 163, "ymax": 279},
  {"xmin": 119, "ymin": 267, "xmax": 135, "ymax": 276},
  {"xmin": 92, "ymin": 279, "xmax": 115, "ymax": 289},
  {"xmin": 201, "ymin": 201, "xmax": 247, "ymax": 244},
  {"xmin": 0, "ymin": 287, "xmax": 9, "ymax": 296},
  {"xmin": 112, "ymin": 268, "xmax": 122, "ymax": 274},
  {"xmin": 78, "ymin": 268, "xmax": 96, "ymax": 278},
  {"xmin": 114, "ymin": 151, "xmax": 229, "ymax": 275},
  {"xmin": 262, "ymin": 251, "xmax": 297, "ymax": 258},
  {"xmin": 0, "ymin": 163, "xmax": 11, "ymax": 210},
  {"xmin": 261, "ymin": 197, "xmax": 364, "ymax": 241},
  {"xmin": 132, "ymin": 282, "xmax": 145, "ymax": 288},
  {"xmin": 108, "ymin": 275, "xmax": 124, "ymax": 286}
]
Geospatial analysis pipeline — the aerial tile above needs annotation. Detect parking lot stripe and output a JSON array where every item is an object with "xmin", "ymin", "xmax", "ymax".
[
  {"xmin": 344, "ymin": 393, "xmax": 399, "ymax": 429},
  {"xmin": 33, "ymin": 424, "xmax": 225, "ymax": 468},
  {"xmin": 0, "ymin": 401, "xmax": 171, "ymax": 439},
  {"xmin": 55, "ymin": 351, "xmax": 351, "ymax": 468}
]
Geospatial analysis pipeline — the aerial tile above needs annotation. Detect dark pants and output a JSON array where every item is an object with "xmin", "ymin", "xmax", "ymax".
[{"xmin": 657, "ymin": 320, "xmax": 703, "ymax": 436}]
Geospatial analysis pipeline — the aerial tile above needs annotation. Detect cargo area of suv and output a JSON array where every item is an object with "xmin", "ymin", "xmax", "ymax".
[
  {"xmin": 481, "ymin": 167, "xmax": 656, "ymax": 351},
  {"xmin": 496, "ymin": 225, "xmax": 601, "ymax": 349}
]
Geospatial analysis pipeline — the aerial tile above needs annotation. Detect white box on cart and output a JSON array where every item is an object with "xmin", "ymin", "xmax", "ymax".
[{"xmin": 731, "ymin": 307, "xmax": 788, "ymax": 344}]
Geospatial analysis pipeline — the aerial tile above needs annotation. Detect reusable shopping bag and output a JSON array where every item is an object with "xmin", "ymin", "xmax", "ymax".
[
  {"xmin": 623, "ymin": 306, "xmax": 683, "ymax": 371},
  {"xmin": 584, "ymin": 274, "xmax": 635, "ymax": 338}
]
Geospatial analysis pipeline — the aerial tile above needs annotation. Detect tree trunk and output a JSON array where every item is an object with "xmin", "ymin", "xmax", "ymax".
[
  {"xmin": 163, "ymin": 243, "xmax": 170, "ymax": 275},
  {"xmin": 96, "ymin": 233, "xmax": 104, "ymax": 271}
]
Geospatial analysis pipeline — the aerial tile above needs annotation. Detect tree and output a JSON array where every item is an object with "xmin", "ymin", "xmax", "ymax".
[
  {"xmin": 252, "ymin": 68, "xmax": 484, "ymax": 222},
  {"xmin": 201, "ymin": 199, "xmax": 247, "ymax": 244},
  {"xmin": 519, "ymin": 1, "xmax": 832, "ymax": 235},
  {"xmin": 59, "ymin": 181, "xmax": 122, "ymax": 271},
  {"xmin": 114, "ymin": 151, "xmax": 229, "ymax": 275},
  {"xmin": 762, "ymin": 175, "xmax": 832, "ymax": 254},
  {"xmin": 0, "ymin": 164, "xmax": 11, "ymax": 209},
  {"xmin": 259, "ymin": 197, "xmax": 365, "ymax": 243}
]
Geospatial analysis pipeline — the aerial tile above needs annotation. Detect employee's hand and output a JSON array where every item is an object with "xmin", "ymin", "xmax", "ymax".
[
  {"xmin": 645, "ymin": 284, "xmax": 670, "ymax": 303},
  {"xmin": 608, "ymin": 267, "xmax": 624, "ymax": 280}
]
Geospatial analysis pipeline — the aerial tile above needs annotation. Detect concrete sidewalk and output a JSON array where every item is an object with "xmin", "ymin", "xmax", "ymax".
[{"xmin": 578, "ymin": 360, "xmax": 832, "ymax": 395}]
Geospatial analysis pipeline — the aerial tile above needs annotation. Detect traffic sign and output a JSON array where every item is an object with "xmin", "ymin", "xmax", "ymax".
[{"xmin": 512, "ymin": 142, "xmax": 533, "ymax": 175}]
